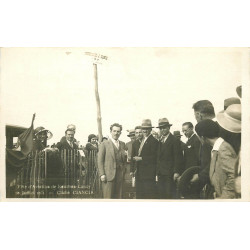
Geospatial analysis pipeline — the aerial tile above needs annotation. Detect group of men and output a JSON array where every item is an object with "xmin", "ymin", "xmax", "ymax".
[
  {"xmin": 97, "ymin": 85, "xmax": 242, "ymax": 199},
  {"xmin": 31, "ymin": 85, "xmax": 242, "ymax": 200}
]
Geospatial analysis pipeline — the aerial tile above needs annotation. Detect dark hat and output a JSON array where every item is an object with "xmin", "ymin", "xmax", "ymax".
[
  {"xmin": 88, "ymin": 134, "xmax": 98, "ymax": 142},
  {"xmin": 236, "ymin": 85, "xmax": 242, "ymax": 98},
  {"xmin": 173, "ymin": 131, "xmax": 182, "ymax": 137},
  {"xmin": 178, "ymin": 166, "xmax": 201, "ymax": 199},
  {"xmin": 127, "ymin": 129, "xmax": 135, "ymax": 137},
  {"xmin": 195, "ymin": 119, "xmax": 219, "ymax": 139},
  {"xmin": 217, "ymin": 104, "xmax": 241, "ymax": 133},
  {"xmin": 156, "ymin": 118, "xmax": 172, "ymax": 128},
  {"xmin": 224, "ymin": 97, "xmax": 241, "ymax": 110},
  {"xmin": 34, "ymin": 126, "xmax": 53, "ymax": 140},
  {"xmin": 141, "ymin": 119, "xmax": 154, "ymax": 129}
]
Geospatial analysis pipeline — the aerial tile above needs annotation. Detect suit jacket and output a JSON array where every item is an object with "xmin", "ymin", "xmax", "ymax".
[
  {"xmin": 157, "ymin": 133, "xmax": 184, "ymax": 176},
  {"xmin": 130, "ymin": 139, "xmax": 141, "ymax": 173},
  {"xmin": 56, "ymin": 139, "xmax": 78, "ymax": 150},
  {"xmin": 210, "ymin": 140, "xmax": 237, "ymax": 199},
  {"xmin": 184, "ymin": 134, "xmax": 201, "ymax": 170},
  {"xmin": 136, "ymin": 134, "xmax": 158, "ymax": 180},
  {"xmin": 97, "ymin": 139, "xmax": 127, "ymax": 181},
  {"xmin": 125, "ymin": 141, "xmax": 133, "ymax": 162}
]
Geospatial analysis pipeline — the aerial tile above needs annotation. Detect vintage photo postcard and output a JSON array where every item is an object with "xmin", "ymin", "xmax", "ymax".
[{"xmin": 0, "ymin": 47, "xmax": 249, "ymax": 201}]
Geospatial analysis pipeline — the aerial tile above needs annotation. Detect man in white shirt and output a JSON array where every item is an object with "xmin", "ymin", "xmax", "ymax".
[
  {"xmin": 98, "ymin": 123, "xmax": 127, "ymax": 199},
  {"xmin": 195, "ymin": 119, "xmax": 237, "ymax": 199}
]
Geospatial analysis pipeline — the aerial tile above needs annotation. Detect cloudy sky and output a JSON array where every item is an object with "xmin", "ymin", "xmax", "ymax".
[{"xmin": 1, "ymin": 47, "xmax": 247, "ymax": 145}]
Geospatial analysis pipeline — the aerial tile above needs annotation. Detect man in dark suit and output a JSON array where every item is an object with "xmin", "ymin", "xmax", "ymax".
[
  {"xmin": 190, "ymin": 100, "xmax": 215, "ymax": 198},
  {"xmin": 182, "ymin": 122, "xmax": 201, "ymax": 170},
  {"xmin": 56, "ymin": 129, "xmax": 79, "ymax": 150},
  {"xmin": 132, "ymin": 119, "xmax": 158, "ymax": 199},
  {"xmin": 97, "ymin": 123, "xmax": 127, "ymax": 199},
  {"xmin": 156, "ymin": 118, "xmax": 184, "ymax": 199}
]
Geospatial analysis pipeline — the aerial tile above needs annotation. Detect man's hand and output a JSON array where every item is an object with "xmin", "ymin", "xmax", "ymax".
[
  {"xmin": 173, "ymin": 173, "xmax": 180, "ymax": 182},
  {"xmin": 100, "ymin": 175, "xmax": 107, "ymax": 182},
  {"xmin": 133, "ymin": 156, "xmax": 142, "ymax": 162},
  {"xmin": 190, "ymin": 174, "xmax": 199, "ymax": 184}
]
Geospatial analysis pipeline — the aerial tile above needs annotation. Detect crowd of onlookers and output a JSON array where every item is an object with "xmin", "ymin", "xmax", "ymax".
[{"xmin": 31, "ymin": 85, "xmax": 242, "ymax": 199}]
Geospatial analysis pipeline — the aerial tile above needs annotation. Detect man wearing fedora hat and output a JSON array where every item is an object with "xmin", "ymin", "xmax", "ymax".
[
  {"xmin": 195, "ymin": 119, "xmax": 237, "ymax": 199},
  {"xmin": 132, "ymin": 119, "xmax": 158, "ymax": 199},
  {"xmin": 182, "ymin": 122, "xmax": 201, "ymax": 170},
  {"xmin": 156, "ymin": 118, "xmax": 184, "ymax": 199}
]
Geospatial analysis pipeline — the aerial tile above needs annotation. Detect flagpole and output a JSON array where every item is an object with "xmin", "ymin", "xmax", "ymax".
[{"xmin": 93, "ymin": 63, "xmax": 103, "ymax": 143}]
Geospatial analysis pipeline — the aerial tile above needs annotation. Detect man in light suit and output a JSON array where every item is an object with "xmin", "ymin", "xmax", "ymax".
[
  {"xmin": 195, "ymin": 119, "xmax": 237, "ymax": 199},
  {"xmin": 98, "ymin": 123, "xmax": 127, "ymax": 199}
]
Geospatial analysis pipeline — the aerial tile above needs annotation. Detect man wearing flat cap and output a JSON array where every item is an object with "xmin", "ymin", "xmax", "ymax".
[
  {"xmin": 132, "ymin": 119, "xmax": 158, "ymax": 199},
  {"xmin": 156, "ymin": 118, "xmax": 184, "ymax": 199},
  {"xmin": 195, "ymin": 120, "xmax": 237, "ymax": 199}
]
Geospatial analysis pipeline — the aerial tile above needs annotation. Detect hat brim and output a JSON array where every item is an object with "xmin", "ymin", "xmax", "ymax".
[
  {"xmin": 236, "ymin": 86, "xmax": 242, "ymax": 98},
  {"xmin": 141, "ymin": 126, "xmax": 154, "ymax": 129},
  {"xmin": 127, "ymin": 134, "xmax": 135, "ymax": 137},
  {"xmin": 216, "ymin": 110, "xmax": 241, "ymax": 133},
  {"xmin": 35, "ymin": 129, "xmax": 53, "ymax": 140},
  {"xmin": 178, "ymin": 166, "xmax": 201, "ymax": 198},
  {"xmin": 156, "ymin": 124, "xmax": 172, "ymax": 128}
]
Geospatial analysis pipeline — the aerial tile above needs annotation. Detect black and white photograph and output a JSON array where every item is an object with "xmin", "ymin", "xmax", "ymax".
[{"xmin": 1, "ymin": 47, "xmax": 249, "ymax": 201}]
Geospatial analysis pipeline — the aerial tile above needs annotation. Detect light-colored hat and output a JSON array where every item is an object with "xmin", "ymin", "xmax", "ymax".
[
  {"xmin": 156, "ymin": 118, "xmax": 172, "ymax": 128},
  {"xmin": 67, "ymin": 124, "xmax": 76, "ymax": 130},
  {"xmin": 141, "ymin": 119, "xmax": 154, "ymax": 129},
  {"xmin": 127, "ymin": 129, "xmax": 135, "ymax": 137},
  {"xmin": 216, "ymin": 104, "xmax": 241, "ymax": 133},
  {"xmin": 34, "ymin": 126, "xmax": 53, "ymax": 140},
  {"xmin": 224, "ymin": 97, "xmax": 241, "ymax": 110}
]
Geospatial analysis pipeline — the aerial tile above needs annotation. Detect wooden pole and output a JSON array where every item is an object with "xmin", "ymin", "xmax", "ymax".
[{"xmin": 93, "ymin": 63, "xmax": 103, "ymax": 143}]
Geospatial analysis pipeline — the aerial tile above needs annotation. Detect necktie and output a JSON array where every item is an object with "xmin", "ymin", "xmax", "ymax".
[
  {"xmin": 138, "ymin": 139, "xmax": 145, "ymax": 156},
  {"xmin": 115, "ymin": 140, "xmax": 119, "ymax": 149}
]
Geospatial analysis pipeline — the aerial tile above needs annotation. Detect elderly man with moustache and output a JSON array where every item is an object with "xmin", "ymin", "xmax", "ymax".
[
  {"xmin": 98, "ymin": 123, "xmax": 127, "ymax": 199},
  {"xmin": 132, "ymin": 119, "xmax": 158, "ymax": 199},
  {"xmin": 156, "ymin": 118, "xmax": 184, "ymax": 199}
]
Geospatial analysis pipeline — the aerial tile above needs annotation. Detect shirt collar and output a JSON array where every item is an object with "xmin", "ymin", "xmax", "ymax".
[
  {"xmin": 212, "ymin": 137, "xmax": 224, "ymax": 151},
  {"xmin": 110, "ymin": 137, "xmax": 119, "ymax": 145}
]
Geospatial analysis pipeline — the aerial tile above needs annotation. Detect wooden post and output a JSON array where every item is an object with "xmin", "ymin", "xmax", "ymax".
[{"xmin": 93, "ymin": 63, "xmax": 103, "ymax": 143}]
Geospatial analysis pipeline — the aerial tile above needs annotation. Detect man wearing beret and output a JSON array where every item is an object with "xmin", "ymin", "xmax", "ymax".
[
  {"xmin": 132, "ymin": 119, "xmax": 158, "ymax": 199},
  {"xmin": 195, "ymin": 120, "xmax": 237, "ymax": 199},
  {"xmin": 156, "ymin": 118, "xmax": 184, "ymax": 199}
]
